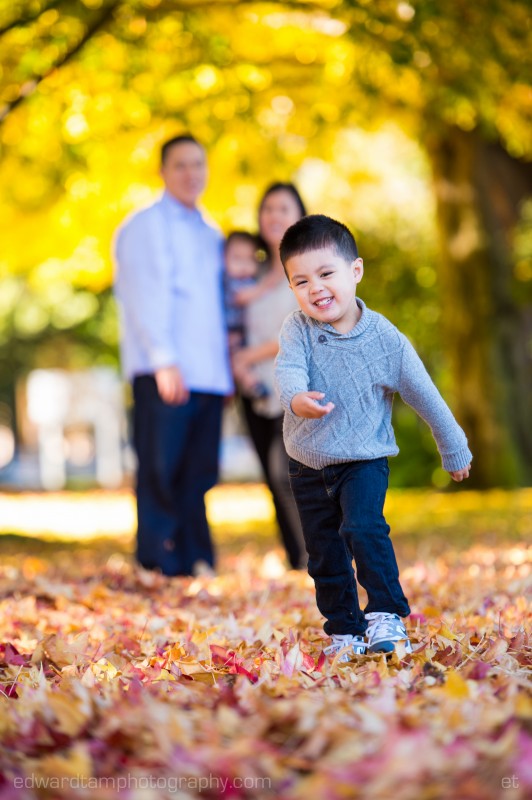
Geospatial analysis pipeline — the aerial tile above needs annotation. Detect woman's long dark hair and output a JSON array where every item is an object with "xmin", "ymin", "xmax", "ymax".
[{"xmin": 259, "ymin": 182, "xmax": 307, "ymax": 218}]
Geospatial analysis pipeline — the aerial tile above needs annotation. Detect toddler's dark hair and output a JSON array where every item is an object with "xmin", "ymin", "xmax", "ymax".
[
  {"xmin": 280, "ymin": 214, "xmax": 359, "ymax": 276},
  {"xmin": 224, "ymin": 230, "xmax": 259, "ymax": 252}
]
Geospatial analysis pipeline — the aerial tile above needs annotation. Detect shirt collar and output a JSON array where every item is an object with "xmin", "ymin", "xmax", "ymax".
[
  {"xmin": 160, "ymin": 190, "xmax": 203, "ymax": 220},
  {"xmin": 312, "ymin": 297, "xmax": 372, "ymax": 338}
]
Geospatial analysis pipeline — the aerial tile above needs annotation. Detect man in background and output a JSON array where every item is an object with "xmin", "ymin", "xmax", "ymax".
[{"xmin": 114, "ymin": 135, "xmax": 232, "ymax": 576}]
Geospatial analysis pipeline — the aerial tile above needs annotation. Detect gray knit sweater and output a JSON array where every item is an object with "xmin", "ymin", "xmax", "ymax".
[{"xmin": 274, "ymin": 297, "xmax": 472, "ymax": 472}]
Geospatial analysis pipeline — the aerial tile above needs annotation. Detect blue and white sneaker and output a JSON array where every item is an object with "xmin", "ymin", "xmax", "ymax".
[
  {"xmin": 324, "ymin": 633, "xmax": 367, "ymax": 662},
  {"xmin": 365, "ymin": 612, "xmax": 412, "ymax": 654}
]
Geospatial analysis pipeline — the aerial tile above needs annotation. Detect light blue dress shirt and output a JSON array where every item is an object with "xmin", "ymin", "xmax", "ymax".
[{"xmin": 114, "ymin": 191, "xmax": 233, "ymax": 394}]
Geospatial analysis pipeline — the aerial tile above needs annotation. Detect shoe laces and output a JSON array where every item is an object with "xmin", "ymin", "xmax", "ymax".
[
  {"xmin": 365, "ymin": 612, "xmax": 404, "ymax": 640},
  {"xmin": 324, "ymin": 634, "xmax": 366, "ymax": 659}
]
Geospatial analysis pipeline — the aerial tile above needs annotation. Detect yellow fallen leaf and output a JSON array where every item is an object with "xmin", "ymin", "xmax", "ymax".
[
  {"xmin": 174, "ymin": 657, "xmax": 208, "ymax": 676},
  {"xmin": 47, "ymin": 685, "xmax": 92, "ymax": 736},
  {"xmin": 216, "ymin": 704, "xmax": 243, "ymax": 735},
  {"xmin": 152, "ymin": 667, "xmax": 178, "ymax": 682},
  {"xmin": 191, "ymin": 627, "xmax": 218, "ymax": 645},
  {"xmin": 515, "ymin": 693, "xmax": 532, "ymax": 719},
  {"xmin": 422, "ymin": 606, "xmax": 441, "ymax": 618},
  {"xmin": 166, "ymin": 643, "xmax": 187, "ymax": 661},
  {"xmin": 44, "ymin": 633, "xmax": 90, "ymax": 668},
  {"xmin": 438, "ymin": 625, "xmax": 459, "ymax": 641},
  {"xmin": 80, "ymin": 666, "xmax": 96, "ymax": 688},
  {"xmin": 188, "ymin": 671, "xmax": 218, "ymax": 684},
  {"xmin": 37, "ymin": 743, "xmax": 92, "ymax": 780},
  {"xmin": 443, "ymin": 670, "xmax": 470, "ymax": 699}
]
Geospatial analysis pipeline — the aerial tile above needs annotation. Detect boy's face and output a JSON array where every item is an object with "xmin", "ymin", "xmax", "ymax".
[
  {"xmin": 225, "ymin": 240, "xmax": 258, "ymax": 280},
  {"xmin": 286, "ymin": 247, "xmax": 363, "ymax": 333}
]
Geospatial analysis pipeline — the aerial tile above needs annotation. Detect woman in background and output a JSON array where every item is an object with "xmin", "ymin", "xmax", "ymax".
[{"xmin": 232, "ymin": 183, "xmax": 308, "ymax": 570}]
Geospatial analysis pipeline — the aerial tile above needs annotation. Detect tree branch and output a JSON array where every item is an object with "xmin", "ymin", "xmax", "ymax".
[
  {"xmin": 0, "ymin": 0, "xmax": 63, "ymax": 38},
  {"xmin": 0, "ymin": 1, "xmax": 121, "ymax": 124}
]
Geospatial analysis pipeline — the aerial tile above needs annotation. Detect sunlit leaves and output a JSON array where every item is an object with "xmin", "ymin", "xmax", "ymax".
[
  {"xmin": 0, "ymin": 506, "xmax": 530, "ymax": 796},
  {"xmin": 0, "ymin": 0, "xmax": 530, "ymax": 474}
]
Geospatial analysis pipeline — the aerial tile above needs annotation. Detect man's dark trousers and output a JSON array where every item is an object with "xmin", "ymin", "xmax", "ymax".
[{"xmin": 133, "ymin": 375, "xmax": 223, "ymax": 576}]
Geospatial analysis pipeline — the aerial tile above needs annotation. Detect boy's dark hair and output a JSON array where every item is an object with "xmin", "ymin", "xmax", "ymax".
[
  {"xmin": 280, "ymin": 214, "xmax": 358, "ymax": 275},
  {"xmin": 224, "ymin": 230, "xmax": 258, "ymax": 252},
  {"xmin": 161, "ymin": 134, "xmax": 203, "ymax": 164}
]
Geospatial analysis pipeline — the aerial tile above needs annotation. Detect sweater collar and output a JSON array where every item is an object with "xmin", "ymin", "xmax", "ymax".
[{"xmin": 311, "ymin": 297, "xmax": 373, "ymax": 338}]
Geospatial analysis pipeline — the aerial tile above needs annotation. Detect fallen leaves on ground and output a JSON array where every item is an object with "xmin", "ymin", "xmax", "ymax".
[{"xmin": 0, "ymin": 535, "xmax": 530, "ymax": 799}]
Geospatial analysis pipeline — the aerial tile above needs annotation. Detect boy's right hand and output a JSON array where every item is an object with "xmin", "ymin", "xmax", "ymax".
[
  {"xmin": 449, "ymin": 464, "xmax": 471, "ymax": 482},
  {"xmin": 291, "ymin": 391, "xmax": 335, "ymax": 418}
]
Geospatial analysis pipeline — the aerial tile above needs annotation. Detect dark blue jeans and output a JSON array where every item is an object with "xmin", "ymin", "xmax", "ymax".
[
  {"xmin": 288, "ymin": 457, "xmax": 410, "ymax": 636},
  {"xmin": 133, "ymin": 376, "xmax": 223, "ymax": 576}
]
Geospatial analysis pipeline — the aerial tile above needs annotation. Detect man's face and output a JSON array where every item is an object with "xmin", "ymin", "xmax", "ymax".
[
  {"xmin": 287, "ymin": 246, "xmax": 364, "ymax": 334},
  {"xmin": 160, "ymin": 142, "xmax": 207, "ymax": 208}
]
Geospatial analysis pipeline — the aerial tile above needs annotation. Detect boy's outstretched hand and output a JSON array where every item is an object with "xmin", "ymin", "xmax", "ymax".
[
  {"xmin": 449, "ymin": 464, "xmax": 471, "ymax": 482},
  {"xmin": 291, "ymin": 391, "xmax": 335, "ymax": 418}
]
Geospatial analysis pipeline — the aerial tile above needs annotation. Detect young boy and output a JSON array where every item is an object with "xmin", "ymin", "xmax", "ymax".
[
  {"xmin": 224, "ymin": 231, "xmax": 269, "ymax": 399},
  {"xmin": 275, "ymin": 215, "xmax": 472, "ymax": 660}
]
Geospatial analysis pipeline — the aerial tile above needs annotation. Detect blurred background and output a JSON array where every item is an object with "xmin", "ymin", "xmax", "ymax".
[{"xmin": 0, "ymin": 0, "xmax": 530, "ymax": 501}]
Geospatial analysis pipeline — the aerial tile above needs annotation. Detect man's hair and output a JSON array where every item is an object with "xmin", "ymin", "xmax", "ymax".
[
  {"xmin": 280, "ymin": 214, "xmax": 359, "ymax": 274},
  {"xmin": 224, "ymin": 230, "xmax": 258, "ymax": 252},
  {"xmin": 161, "ymin": 134, "xmax": 203, "ymax": 164}
]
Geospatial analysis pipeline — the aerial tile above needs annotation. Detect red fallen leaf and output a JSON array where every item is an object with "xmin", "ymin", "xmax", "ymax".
[
  {"xmin": 0, "ymin": 642, "xmax": 28, "ymax": 666},
  {"xmin": 315, "ymin": 651, "xmax": 326, "ymax": 672},
  {"xmin": 482, "ymin": 637, "xmax": 509, "ymax": 662},
  {"xmin": 517, "ymin": 651, "xmax": 532, "ymax": 667},
  {"xmin": 279, "ymin": 638, "xmax": 291, "ymax": 657},
  {"xmin": 6, "ymin": 718, "xmax": 58, "ymax": 755},
  {"xmin": 121, "ymin": 676, "xmax": 145, "ymax": 698},
  {"xmin": 208, "ymin": 645, "xmax": 258, "ymax": 682},
  {"xmin": 365, "ymin": 670, "xmax": 382, "ymax": 688},
  {"xmin": 210, "ymin": 645, "xmax": 234, "ymax": 665},
  {"xmin": 433, "ymin": 645, "xmax": 462, "ymax": 668},
  {"xmin": 286, "ymin": 628, "xmax": 299, "ymax": 645},
  {"xmin": 121, "ymin": 663, "xmax": 147, "ymax": 681},
  {"xmin": 409, "ymin": 613, "xmax": 427, "ymax": 625},
  {"xmin": 463, "ymin": 661, "xmax": 491, "ymax": 680},
  {"xmin": 114, "ymin": 635, "xmax": 142, "ymax": 657},
  {"xmin": 142, "ymin": 662, "xmax": 163, "ymax": 682},
  {"xmin": 512, "ymin": 731, "xmax": 532, "ymax": 787},
  {"xmin": 509, "ymin": 630, "xmax": 527, "ymax": 652},
  {"xmin": 220, "ymin": 778, "xmax": 250, "ymax": 798},
  {"xmin": 216, "ymin": 681, "xmax": 239, "ymax": 707},
  {"xmin": 235, "ymin": 664, "xmax": 258, "ymax": 683},
  {"xmin": 302, "ymin": 652, "xmax": 315, "ymax": 671}
]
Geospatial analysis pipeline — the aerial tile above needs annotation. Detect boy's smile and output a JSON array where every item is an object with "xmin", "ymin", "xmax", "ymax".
[{"xmin": 287, "ymin": 247, "xmax": 364, "ymax": 334}]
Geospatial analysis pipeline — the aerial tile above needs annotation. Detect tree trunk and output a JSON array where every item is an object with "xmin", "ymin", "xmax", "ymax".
[{"xmin": 427, "ymin": 126, "xmax": 532, "ymax": 487}]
